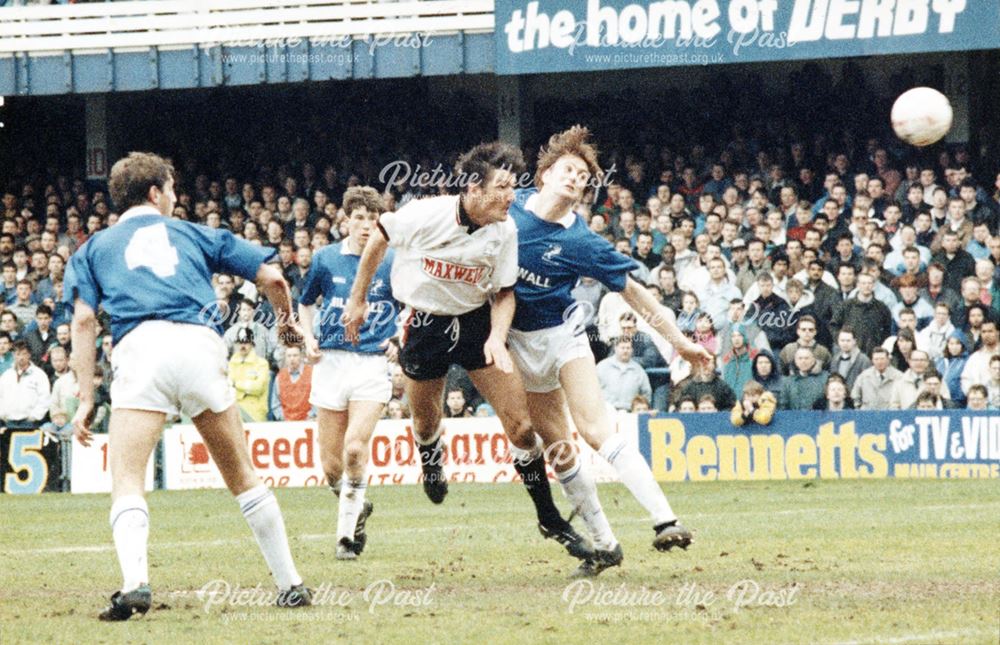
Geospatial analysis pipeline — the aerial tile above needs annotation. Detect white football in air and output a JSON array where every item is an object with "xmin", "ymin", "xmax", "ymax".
[{"xmin": 891, "ymin": 87, "xmax": 953, "ymax": 147}]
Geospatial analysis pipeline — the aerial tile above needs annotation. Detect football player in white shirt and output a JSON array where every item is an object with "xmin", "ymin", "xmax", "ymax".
[{"xmin": 343, "ymin": 142, "xmax": 593, "ymax": 563}]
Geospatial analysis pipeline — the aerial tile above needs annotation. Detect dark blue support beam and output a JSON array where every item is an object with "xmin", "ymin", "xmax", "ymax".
[{"xmin": 2, "ymin": 32, "xmax": 495, "ymax": 96}]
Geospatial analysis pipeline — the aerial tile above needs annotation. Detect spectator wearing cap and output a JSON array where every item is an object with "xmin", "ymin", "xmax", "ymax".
[
  {"xmin": 0, "ymin": 340, "xmax": 50, "ymax": 428},
  {"xmin": 228, "ymin": 327, "xmax": 271, "ymax": 421},
  {"xmin": 724, "ymin": 236, "xmax": 748, "ymax": 266},
  {"xmin": 269, "ymin": 345, "xmax": 313, "ymax": 421},
  {"xmin": 891, "ymin": 274, "xmax": 934, "ymax": 331}
]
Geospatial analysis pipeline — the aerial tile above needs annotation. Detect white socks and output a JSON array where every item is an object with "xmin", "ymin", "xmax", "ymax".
[
  {"xmin": 237, "ymin": 485, "xmax": 302, "ymax": 590},
  {"xmin": 110, "ymin": 495, "xmax": 149, "ymax": 593},
  {"xmin": 599, "ymin": 434, "xmax": 677, "ymax": 526},
  {"xmin": 337, "ymin": 479, "xmax": 368, "ymax": 541},
  {"xmin": 557, "ymin": 462, "xmax": 617, "ymax": 550}
]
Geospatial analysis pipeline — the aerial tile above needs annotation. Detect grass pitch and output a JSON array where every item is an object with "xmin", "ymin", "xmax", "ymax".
[{"xmin": 1, "ymin": 479, "xmax": 998, "ymax": 644}]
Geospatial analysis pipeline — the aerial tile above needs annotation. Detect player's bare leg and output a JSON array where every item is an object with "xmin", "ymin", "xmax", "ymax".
[
  {"xmin": 527, "ymin": 389, "xmax": 623, "ymax": 576},
  {"xmin": 193, "ymin": 405, "xmax": 310, "ymax": 606},
  {"xmin": 469, "ymin": 364, "xmax": 593, "ymax": 561},
  {"xmin": 318, "ymin": 407, "xmax": 347, "ymax": 494},
  {"xmin": 100, "ymin": 409, "xmax": 164, "ymax": 620},
  {"xmin": 559, "ymin": 358, "xmax": 692, "ymax": 551},
  {"xmin": 334, "ymin": 400, "xmax": 384, "ymax": 560},
  {"xmin": 405, "ymin": 375, "xmax": 449, "ymax": 503}
]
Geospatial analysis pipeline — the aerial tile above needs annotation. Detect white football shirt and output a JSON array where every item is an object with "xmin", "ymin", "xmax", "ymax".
[{"xmin": 378, "ymin": 195, "xmax": 518, "ymax": 316}]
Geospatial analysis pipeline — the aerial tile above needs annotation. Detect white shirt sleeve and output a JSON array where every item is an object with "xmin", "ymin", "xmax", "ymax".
[{"xmin": 378, "ymin": 197, "xmax": 447, "ymax": 249}]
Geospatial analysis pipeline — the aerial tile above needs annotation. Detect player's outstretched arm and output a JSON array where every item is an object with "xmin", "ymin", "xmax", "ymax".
[
  {"xmin": 484, "ymin": 288, "xmax": 515, "ymax": 373},
  {"xmin": 342, "ymin": 232, "xmax": 388, "ymax": 344},
  {"xmin": 69, "ymin": 299, "xmax": 98, "ymax": 446},
  {"xmin": 620, "ymin": 277, "xmax": 713, "ymax": 370},
  {"xmin": 256, "ymin": 264, "xmax": 302, "ymax": 346}
]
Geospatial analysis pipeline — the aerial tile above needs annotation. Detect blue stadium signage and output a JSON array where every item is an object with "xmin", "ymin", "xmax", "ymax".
[
  {"xmin": 496, "ymin": 0, "xmax": 1000, "ymax": 75},
  {"xmin": 638, "ymin": 411, "xmax": 1000, "ymax": 481}
]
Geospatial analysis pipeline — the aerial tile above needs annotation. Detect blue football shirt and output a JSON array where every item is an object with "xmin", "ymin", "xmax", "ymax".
[
  {"xmin": 298, "ymin": 241, "xmax": 398, "ymax": 354},
  {"xmin": 510, "ymin": 188, "xmax": 639, "ymax": 332},
  {"xmin": 64, "ymin": 207, "xmax": 274, "ymax": 345}
]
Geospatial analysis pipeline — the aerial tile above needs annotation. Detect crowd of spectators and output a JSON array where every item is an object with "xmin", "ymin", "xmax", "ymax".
[
  {"xmin": 581, "ymin": 143, "xmax": 1000, "ymax": 417},
  {"xmin": 3, "ymin": 123, "xmax": 1000, "ymax": 434}
]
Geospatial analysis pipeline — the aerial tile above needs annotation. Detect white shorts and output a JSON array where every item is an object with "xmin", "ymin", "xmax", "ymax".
[
  {"xmin": 508, "ymin": 323, "xmax": 593, "ymax": 393},
  {"xmin": 111, "ymin": 321, "xmax": 234, "ymax": 418},
  {"xmin": 309, "ymin": 349, "xmax": 391, "ymax": 411}
]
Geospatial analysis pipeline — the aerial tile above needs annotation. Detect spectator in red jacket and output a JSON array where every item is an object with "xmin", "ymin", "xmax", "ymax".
[{"xmin": 270, "ymin": 345, "xmax": 314, "ymax": 421}]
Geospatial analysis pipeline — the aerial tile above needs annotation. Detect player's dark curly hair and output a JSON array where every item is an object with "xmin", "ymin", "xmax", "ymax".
[
  {"xmin": 343, "ymin": 186, "xmax": 385, "ymax": 216},
  {"xmin": 535, "ymin": 125, "xmax": 602, "ymax": 188},
  {"xmin": 454, "ymin": 142, "xmax": 526, "ymax": 192},
  {"xmin": 109, "ymin": 152, "xmax": 174, "ymax": 211}
]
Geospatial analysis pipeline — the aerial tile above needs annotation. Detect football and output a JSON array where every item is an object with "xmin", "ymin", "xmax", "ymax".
[{"xmin": 891, "ymin": 87, "xmax": 953, "ymax": 147}]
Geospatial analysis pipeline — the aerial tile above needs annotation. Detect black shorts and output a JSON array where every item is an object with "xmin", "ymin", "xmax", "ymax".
[{"xmin": 399, "ymin": 303, "xmax": 491, "ymax": 381}]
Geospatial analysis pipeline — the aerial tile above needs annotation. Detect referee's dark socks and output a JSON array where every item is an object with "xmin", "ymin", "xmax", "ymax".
[{"xmin": 514, "ymin": 455, "xmax": 565, "ymax": 528}]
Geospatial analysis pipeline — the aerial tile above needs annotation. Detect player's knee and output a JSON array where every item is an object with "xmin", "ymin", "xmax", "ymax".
[
  {"xmin": 320, "ymin": 445, "xmax": 343, "ymax": 472},
  {"xmin": 344, "ymin": 439, "xmax": 367, "ymax": 469},
  {"xmin": 413, "ymin": 412, "xmax": 441, "ymax": 441},
  {"xmin": 506, "ymin": 416, "xmax": 534, "ymax": 449},
  {"xmin": 572, "ymin": 404, "xmax": 604, "ymax": 437}
]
